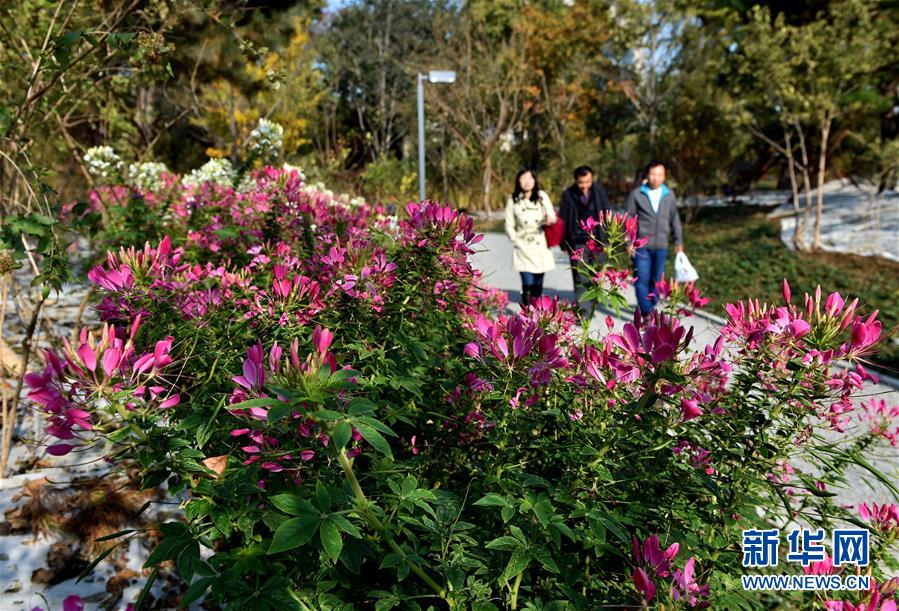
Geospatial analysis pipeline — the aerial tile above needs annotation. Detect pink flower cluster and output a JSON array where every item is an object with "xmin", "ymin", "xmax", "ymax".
[
  {"xmin": 632, "ymin": 534, "xmax": 709, "ymax": 607},
  {"xmin": 25, "ymin": 317, "xmax": 178, "ymax": 456},
  {"xmin": 672, "ymin": 439, "xmax": 715, "ymax": 475},
  {"xmin": 859, "ymin": 502, "xmax": 899, "ymax": 533},
  {"xmin": 224, "ymin": 327, "xmax": 369, "ymax": 480},
  {"xmin": 653, "ymin": 275, "xmax": 710, "ymax": 313},
  {"xmin": 824, "ymin": 577, "xmax": 898, "ymax": 611}
]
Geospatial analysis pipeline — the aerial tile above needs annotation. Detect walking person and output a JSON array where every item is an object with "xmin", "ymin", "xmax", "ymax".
[
  {"xmin": 504, "ymin": 168, "xmax": 557, "ymax": 307},
  {"xmin": 625, "ymin": 160, "xmax": 685, "ymax": 316},
  {"xmin": 559, "ymin": 165, "xmax": 611, "ymax": 318}
]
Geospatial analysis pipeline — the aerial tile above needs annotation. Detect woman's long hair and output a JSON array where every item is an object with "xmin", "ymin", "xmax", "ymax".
[{"xmin": 512, "ymin": 168, "xmax": 542, "ymax": 203}]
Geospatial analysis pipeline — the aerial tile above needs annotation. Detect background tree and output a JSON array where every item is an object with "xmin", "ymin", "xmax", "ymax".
[
  {"xmin": 430, "ymin": 2, "xmax": 531, "ymax": 213},
  {"xmin": 735, "ymin": 0, "xmax": 897, "ymax": 250}
]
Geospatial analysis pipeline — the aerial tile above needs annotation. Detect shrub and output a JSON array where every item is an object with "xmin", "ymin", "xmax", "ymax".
[{"xmin": 27, "ymin": 164, "xmax": 899, "ymax": 610}]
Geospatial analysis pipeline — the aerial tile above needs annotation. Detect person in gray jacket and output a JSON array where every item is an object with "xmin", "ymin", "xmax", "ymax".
[{"xmin": 625, "ymin": 161, "xmax": 684, "ymax": 315}]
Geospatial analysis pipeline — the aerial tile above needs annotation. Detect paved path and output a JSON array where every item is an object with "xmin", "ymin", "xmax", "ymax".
[{"xmin": 470, "ymin": 232, "xmax": 899, "ymax": 509}]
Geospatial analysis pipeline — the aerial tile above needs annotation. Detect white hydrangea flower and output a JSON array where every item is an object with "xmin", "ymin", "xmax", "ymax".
[
  {"xmin": 127, "ymin": 161, "xmax": 169, "ymax": 191},
  {"xmin": 83, "ymin": 145, "xmax": 123, "ymax": 180},
  {"xmin": 249, "ymin": 118, "xmax": 284, "ymax": 162},
  {"xmin": 183, "ymin": 158, "xmax": 236, "ymax": 189}
]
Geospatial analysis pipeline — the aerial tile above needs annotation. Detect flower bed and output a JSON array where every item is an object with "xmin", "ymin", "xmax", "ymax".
[{"xmin": 23, "ymin": 164, "xmax": 899, "ymax": 609}]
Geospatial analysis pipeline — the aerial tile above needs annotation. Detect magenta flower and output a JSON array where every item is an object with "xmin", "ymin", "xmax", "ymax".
[
  {"xmin": 62, "ymin": 595, "xmax": 84, "ymax": 611},
  {"xmin": 858, "ymin": 502, "xmax": 899, "ymax": 532},
  {"xmin": 632, "ymin": 567, "xmax": 656, "ymax": 602},
  {"xmin": 87, "ymin": 264, "xmax": 134, "ymax": 292},
  {"xmin": 233, "ymin": 342, "xmax": 265, "ymax": 391},
  {"xmin": 803, "ymin": 554, "xmax": 835, "ymax": 576},
  {"xmin": 633, "ymin": 534, "xmax": 679, "ymax": 577},
  {"xmin": 672, "ymin": 557, "xmax": 710, "ymax": 606},
  {"xmin": 680, "ymin": 397, "xmax": 703, "ymax": 422}
]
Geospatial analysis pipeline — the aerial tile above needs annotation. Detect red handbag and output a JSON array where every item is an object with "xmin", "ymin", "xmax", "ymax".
[{"xmin": 544, "ymin": 216, "xmax": 565, "ymax": 247}]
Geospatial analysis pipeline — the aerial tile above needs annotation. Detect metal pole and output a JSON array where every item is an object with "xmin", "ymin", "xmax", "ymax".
[{"xmin": 417, "ymin": 73, "xmax": 426, "ymax": 202}]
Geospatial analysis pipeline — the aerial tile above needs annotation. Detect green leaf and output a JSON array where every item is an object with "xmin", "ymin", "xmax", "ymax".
[
  {"xmin": 328, "ymin": 514, "xmax": 362, "ymax": 539},
  {"xmin": 270, "ymin": 494, "xmax": 317, "ymax": 517},
  {"xmin": 106, "ymin": 426, "xmax": 133, "ymax": 444},
  {"xmin": 76, "ymin": 542, "xmax": 120, "ymax": 583},
  {"xmin": 333, "ymin": 421, "xmax": 352, "ymax": 450},
  {"xmin": 401, "ymin": 476, "xmax": 418, "ymax": 497},
  {"xmin": 268, "ymin": 516, "xmax": 320, "ymax": 554},
  {"xmin": 503, "ymin": 547, "xmax": 531, "ymax": 581},
  {"xmin": 94, "ymin": 528, "xmax": 136, "ymax": 542},
  {"xmin": 144, "ymin": 535, "xmax": 187, "ymax": 568},
  {"xmin": 474, "ymin": 493, "xmax": 509, "ymax": 507},
  {"xmin": 533, "ymin": 547, "xmax": 560, "ymax": 573},
  {"xmin": 181, "ymin": 576, "xmax": 215, "ymax": 607},
  {"xmin": 532, "ymin": 500, "xmax": 553, "ymax": 528},
  {"xmin": 354, "ymin": 416, "xmax": 396, "ymax": 437},
  {"xmin": 501, "ymin": 506, "xmax": 515, "ymax": 523},
  {"xmin": 314, "ymin": 482, "xmax": 331, "ymax": 512},
  {"xmin": 267, "ymin": 403, "xmax": 294, "ymax": 422},
  {"xmin": 178, "ymin": 542, "xmax": 200, "ymax": 582},
  {"xmin": 346, "ymin": 397, "xmax": 376, "ymax": 416},
  {"xmin": 328, "ymin": 368, "xmax": 360, "ymax": 388},
  {"xmin": 354, "ymin": 423, "xmax": 392, "ymax": 458},
  {"xmin": 379, "ymin": 553, "xmax": 403, "ymax": 568},
  {"xmin": 320, "ymin": 519, "xmax": 343, "ymax": 562},
  {"xmin": 135, "ymin": 566, "xmax": 159, "ymax": 611},
  {"xmin": 485, "ymin": 536, "xmax": 520, "ymax": 551},
  {"xmin": 229, "ymin": 397, "xmax": 287, "ymax": 410}
]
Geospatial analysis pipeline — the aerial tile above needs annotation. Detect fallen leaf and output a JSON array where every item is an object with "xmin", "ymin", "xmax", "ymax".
[{"xmin": 202, "ymin": 454, "xmax": 228, "ymax": 477}]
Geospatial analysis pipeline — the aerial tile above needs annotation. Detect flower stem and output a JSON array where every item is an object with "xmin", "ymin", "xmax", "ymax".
[
  {"xmin": 510, "ymin": 571, "xmax": 523, "ymax": 609},
  {"xmin": 336, "ymin": 450, "xmax": 450, "ymax": 605}
]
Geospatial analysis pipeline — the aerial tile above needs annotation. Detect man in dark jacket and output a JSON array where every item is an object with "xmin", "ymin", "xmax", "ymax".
[
  {"xmin": 625, "ymin": 160, "xmax": 684, "ymax": 316},
  {"xmin": 559, "ymin": 165, "xmax": 611, "ymax": 318}
]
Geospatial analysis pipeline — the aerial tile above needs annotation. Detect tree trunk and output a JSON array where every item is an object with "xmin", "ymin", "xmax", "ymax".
[
  {"xmin": 795, "ymin": 121, "xmax": 813, "ymax": 252},
  {"xmin": 813, "ymin": 118, "xmax": 832, "ymax": 251},
  {"xmin": 783, "ymin": 127, "xmax": 805, "ymax": 251},
  {"xmin": 482, "ymin": 152, "xmax": 493, "ymax": 214}
]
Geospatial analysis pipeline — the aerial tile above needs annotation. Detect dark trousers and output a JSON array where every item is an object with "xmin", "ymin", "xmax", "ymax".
[
  {"xmin": 519, "ymin": 272, "xmax": 544, "ymax": 290},
  {"xmin": 634, "ymin": 247, "xmax": 668, "ymax": 315},
  {"xmin": 519, "ymin": 272, "xmax": 545, "ymax": 306}
]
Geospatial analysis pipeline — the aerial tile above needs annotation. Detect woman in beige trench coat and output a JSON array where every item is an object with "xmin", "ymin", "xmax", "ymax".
[{"xmin": 504, "ymin": 168, "xmax": 557, "ymax": 306}]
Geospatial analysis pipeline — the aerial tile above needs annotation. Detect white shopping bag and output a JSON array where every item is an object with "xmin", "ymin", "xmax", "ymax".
[{"xmin": 674, "ymin": 251, "xmax": 699, "ymax": 283}]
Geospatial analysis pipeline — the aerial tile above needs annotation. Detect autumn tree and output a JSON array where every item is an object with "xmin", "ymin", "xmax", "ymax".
[
  {"xmin": 736, "ymin": 0, "xmax": 896, "ymax": 250},
  {"xmin": 429, "ymin": 3, "xmax": 531, "ymax": 212}
]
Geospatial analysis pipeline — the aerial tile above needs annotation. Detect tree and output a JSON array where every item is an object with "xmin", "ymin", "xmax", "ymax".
[
  {"xmin": 192, "ymin": 15, "xmax": 325, "ymax": 162},
  {"xmin": 736, "ymin": 0, "xmax": 897, "ymax": 251},
  {"xmin": 429, "ymin": 4, "xmax": 531, "ymax": 212},
  {"xmin": 517, "ymin": 0, "xmax": 614, "ymax": 167},
  {"xmin": 315, "ymin": 0, "xmax": 445, "ymax": 164}
]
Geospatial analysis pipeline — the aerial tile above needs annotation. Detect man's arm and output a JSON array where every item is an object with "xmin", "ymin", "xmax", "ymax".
[
  {"xmin": 559, "ymin": 191, "xmax": 572, "ymax": 254},
  {"xmin": 625, "ymin": 190, "xmax": 637, "ymax": 217},
  {"xmin": 670, "ymin": 194, "xmax": 684, "ymax": 252}
]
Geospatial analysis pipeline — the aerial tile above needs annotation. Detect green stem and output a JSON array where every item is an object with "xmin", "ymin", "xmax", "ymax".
[
  {"xmin": 510, "ymin": 571, "xmax": 523, "ymax": 609},
  {"xmin": 336, "ymin": 450, "xmax": 450, "ymax": 604}
]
